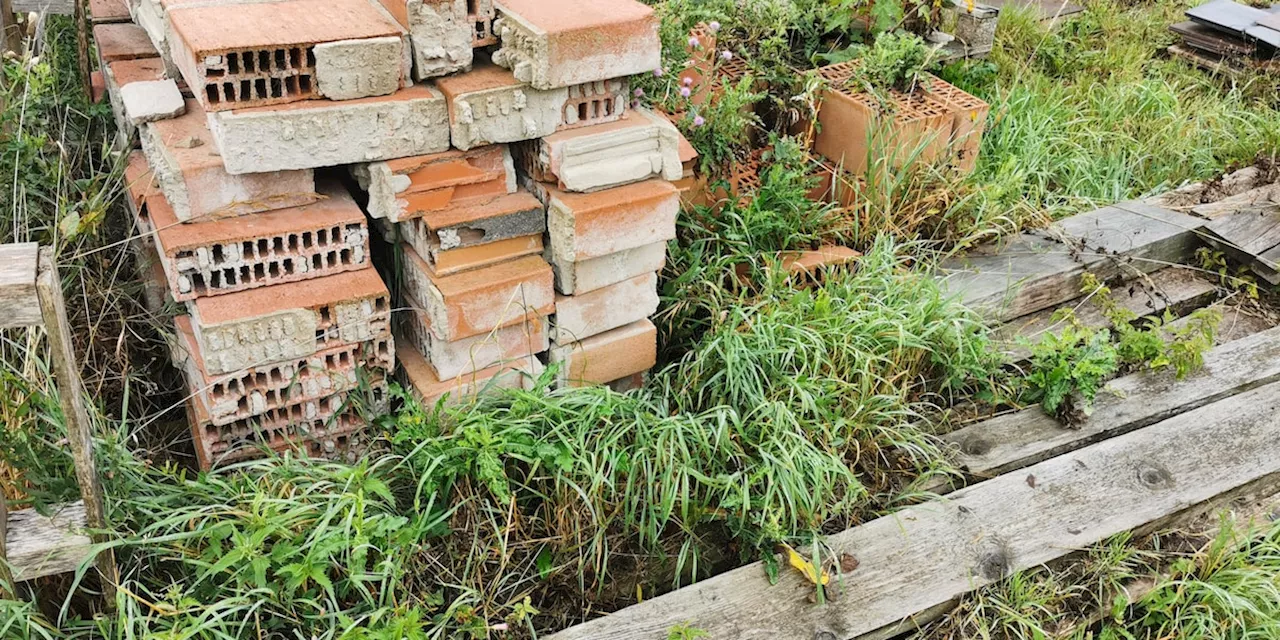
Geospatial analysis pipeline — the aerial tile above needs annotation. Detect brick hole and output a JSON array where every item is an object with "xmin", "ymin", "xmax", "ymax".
[
  {"xmin": 300, "ymin": 73, "xmax": 313, "ymax": 90},
  {"xmin": 326, "ymin": 251, "xmax": 337, "ymax": 268},
  {"xmin": 317, "ymin": 228, "xmax": 328, "ymax": 245},
  {"xmin": 339, "ymin": 352, "xmax": 350, "ymax": 366},
  {"xmin": 210, "ymin": 271, "xmax": 222, "ymax": 287},
  {"xmin": 251, "ymin": 78, "xmax": 264, "ymax": 99},
  {"xmin": 268, "ymin": 263, "xmax": 280, "ymax": 278},
  {"xmin": 238, "ymin": 79, "xmax": 250, "ymax": 100},
  {"xmin": 274, "ymin": 49, "xmax": 287, "ymax": 70},
  {"xmin": 287, "ymin": 234, "xmax": 299, "ymax": 251},
  {"xmin": 257, "ymin": 239, "xmax": 269, "ymax": 255},
  {"xmin": 212, "ymin": 244, "xmax": 224, "ymax": 264},
  {"xmin": 270, "ymin": 77, "xmax": 282, "ymax": 99},
  {"xmin": 301, "ymin": 232, "xmax": 312, "ymax": 249},
  {"xmin": 604, "ymin": 99, "xmax": 614, "ymax": 116},
  {"xmin": 242, "ymin": 50, "xmax": 255, "ymax": 73},
  {"xmin": 290, "ymin": 48, "xmax": 302, "ymax": 68},
  {"xmin": 206, "ymin": 84, "xmax": 221, "ymax": 104},
  {"xmin": 577, "ymin": 102, "xmax": 588, "ymax": 122},
  {"xmin": 272, "ymin": 237, "xmax": 284, "ymax": 253},
  {"xmin": 222, "ymin": 268, "xmax": 236, "ymax": 285},
  {"xmin": 222, "ymin": 81, "xmax": 235, "ymax": 100},
  {"xmin": 238, "ymin": 265, "xmax": 250, "ymax": 282},
  {"xmin": 312, "ymin": 254, "xmax": 322, "ymax": 270},
  {"xmin": 283, "ymin": 259, "xmax": 295, "ymax": 276},
  {"xmin": 339, "ymin": 248, "xmax": 351, "ymax": 265},
  {"xmin": 191, "ymin": 273, "xmax": 207, "ymax": 294},
  {"xmin": 375, "ymin": 296, "xmax": 388, "ymax": 313},
  {"xmin": 319, "ymin": 307, "xmax": 332, "ymax": 325},
  {"xmin": 227, "ymin": 52, "xmax": 240, "ymax": 73},
  {"xmin": 254, "ymin": 263, "xmax": 266, "ymax": 280}
]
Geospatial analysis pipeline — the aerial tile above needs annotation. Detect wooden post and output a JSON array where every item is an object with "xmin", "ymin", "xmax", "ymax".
[
  {"xmin": 73, "ymin": 0, "xmax": 91, "ymax": 98},
  {"xmin": 35, "ymin": 248, "xmax": 117, "ymax": 602},
  {"xmin": 0, "ymin": 494, "xmax": 13, "ymax": 600},
  {"xmin": 0, "ymin": 0, "xmax": 22, "ymax": 59}
]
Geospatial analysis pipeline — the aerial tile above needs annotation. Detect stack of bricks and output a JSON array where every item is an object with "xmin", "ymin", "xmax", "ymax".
[{"xmin": 93, "ymin": 0, "xmax": 676, "ymax": 465}]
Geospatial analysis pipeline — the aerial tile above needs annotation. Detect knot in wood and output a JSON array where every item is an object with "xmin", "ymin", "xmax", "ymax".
[
  {"xmin": 814, "ymin": 632, "xmax": 838, "ymax": 640},
  {"xmin": 962, "ymin": 436, "xmax": 992, "ymax": 456},
  {"xmin": 1135, "ymin": 462, "xmax": 1174, "ymax": 490}
]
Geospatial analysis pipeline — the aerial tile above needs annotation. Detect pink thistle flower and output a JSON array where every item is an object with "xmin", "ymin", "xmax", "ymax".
[
  {"xmin": 680, "ymin": 87, "xmax": 691, "ymax": 98},
  {"xmin": 634, "ymin": 88, "xmax": 644, "ymax": 97},
  {"xmin": 653, "ymin": 68, "xmax": 663, "ymax": 77},
  {"xmin": 693, "ymin": 115, "xmax": 705, "ymax": 127},
  {"xmin": 682, "ymin": 77, "xmax": 693, "ymax": 87},
  {"xmin": 709, "ymin": 21, "xmax": 721, "ymax": 32},
  {"xmin": 721, "ymin": 50, "xmax": 733, "ymax": 61},
  {"xmin": 688, "ymin": 36, "xmax": 701, "ymax": 48}
]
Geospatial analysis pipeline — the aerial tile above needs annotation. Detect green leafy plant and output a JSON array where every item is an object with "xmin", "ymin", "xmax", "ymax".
[
  {"xmin": 1023, "ymin": 313, "xmax": 1120, "ymax": 424},
  {"xmin": 846, "ymin": 31, "xmax": 935, "ymax": 94}
]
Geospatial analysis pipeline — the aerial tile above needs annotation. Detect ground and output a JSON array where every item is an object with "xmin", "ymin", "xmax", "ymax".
[{"xmin": 1, "ymin": 0, "xmax": 1278, "ymax": 638}]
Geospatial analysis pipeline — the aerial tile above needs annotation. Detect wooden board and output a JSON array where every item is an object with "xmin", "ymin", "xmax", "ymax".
[
  {"xmin": 940, "ymin": 202, "xmax": 1204, "ymax": 321},
  {"xmin": 1199, "ymin": 204, "xmax": 1280, "ymax": 283},
  {"xmin": 547, "ymin": 381, "xmax": 1280, "ymax": 640},
  {"xmin": 6, "ymin": 501, "xmax": 93, "ymax": 582},
  {"xmin": 1190, "ymin": 183, "xmax": 1278, "ymax": 220},
  {"xmin": 10, "ymin": 0, "xmax": 72, "ymax": 13},
  {"xmin": 947, "ymin": 323, "xmax": 1280, "ymax": 481},
  {"xmin": 0, "ymin": 242, "xmax": 40, "ymax": 329},
  {"xmin": 993, "ymin": 267, "xmax": 1216, "ymax": 362}
]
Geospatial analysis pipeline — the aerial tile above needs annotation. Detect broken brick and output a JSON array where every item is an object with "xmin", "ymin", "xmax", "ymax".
[
  {"xmin": 551, "ymin": 271, "xmax": 659, "ymax": 342},
  {"xmin": 559, "ymin": 79, "xmax": 628, "ymax": 131},
  {"xmin": 779, "ymin": 245, "xmax": 861, "ymax": 276},
  {"xmin": 166, "ymin": 0, "xmax": 408, "ymax": 110},
  {"xmin": 548, "ymin": 318, "xmax": 656, "ymax": 388},
  {"xmin": 519, "ymin": 109, "xmax": 682, "ymax": 193},
  {"xmin": 400, "ymin": 288, "xmax": 548, "ymax": 379},
  {"xmin": 544, "ymin": 179, "xmax": 678, "ymax": 266},
  {"xmin": 435, "ymin": 60, "xmax": 569, "ymax": 150},
  {"xmin": 398, "ymin": 339, "xmax": 542, "ymax": 406},
  {"xmin": 355, "ymin": 144, "xmax": 516, "ymax": 222},
  {"xmin": 207, "ymin": 84, "xmax": 451, "ymax": 174},
  {"xmin": 377, "ymin": 0, "xmax": 474, "ymax": 79},
  {"xmin": 188, "ymin": 267, "xmax": 392, "ymax": 375},
  {"xmin": 401, "ymin": 245, "xmax": 554, "ymax": 341},
  {"xmin": 397, "ymin": 190, "xmax": 546, "ymax": 267},
  {"xmin": 553, "ymin": 241, "xmax": 665, "ymax": 296},
  {"xmin": 491, "ymin": 0, "xmax": 660, "ymax": 90}
]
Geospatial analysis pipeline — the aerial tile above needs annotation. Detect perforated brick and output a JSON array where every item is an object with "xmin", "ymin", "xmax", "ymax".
[
  {"xmin": 188, "ymin": 267, "xmax": 392, "ymax": 375},
  {"xmin": 435, "ymin": 61, "xmax": 568, "ymax": 150},
  {"xmin": 548, "ymin": 318, "xmax": 655, "ymax": 388},
  {"xmin": 400, "ymin": 245, "xmax": 554, "ymax": 342},
  {"xmin": 355, "ymin": 145, "xmax": 516, "ymax": 222},
  {"xmin": 519, "ymin": 109, "xmax": 682, "ymax": 193},
  {"xmin": 559, "ymin": 79, "xmax": 628, "ymax": 130},
  {"xmin": 551, "ymin": 271, "xmax": 658, "ymax": 342},
  {"xmin": 400, "ymin": 288, "xmax": 547, "ymax": 379},
  {"xmin": 207, "ymin": 84, "xmax": 451, "ymax": 174},
  {"xmin": 491, "ymin": 0, "xmax": 660, "ymax": 90},
  {"xmin": 398, "ymin": 340, "xmax": 541, "ymax": 406},
  {"xmin": 397, "ymin": 190, "xmax": 546, "ymax": 267},
  {"xmin": 545, "ymin": 179, "xmax": 678, "ymax": 266},
  {"xmin": 166, "ymin": 0, "xmax": 407, "ymax": 110},
  {"xmin": 140, "ymin": 99, "xmax": 317, "ymax": 221},
  {"xmin": 174, "ymin": 315, "xmax": 393, "ymax": 427},
  {"xmin": 127, "ymin": 155, "xmax": 370, "ymax": 301}
]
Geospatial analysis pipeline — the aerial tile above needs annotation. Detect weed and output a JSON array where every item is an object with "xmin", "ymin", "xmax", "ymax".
[
  {"xmin": 841, "ymin": 31, "xmax": 936, "ymax": 95},
  {"xmin": 1022, "ymin": 313, "xmax": 1120, "ymax": 423}
]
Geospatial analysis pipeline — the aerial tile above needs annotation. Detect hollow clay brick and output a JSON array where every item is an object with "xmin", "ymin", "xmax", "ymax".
[
  {"xmin": 166, "ymin": 0, "xmax": 407, "ymax": 110},
  {"xmin": 553, "ymin": 241, "xmax": 665, "ymax": 296},
  {"xmin": 422, "ymin": 233, "xmax": 544, "ymax": 277},
  {"xmin": 140, "ymin": 99, "xmax": 317, "ymax": 221},
  {"xmin": 173, "ymin": 315, "xmax": 393, "ymax": 427},
  {"xmin": 127, "ymin": 154, "xmax": 371, "ymax": 301},
  {"xmin": 545, "ymin": 179, "xmax": 678, "ymax": 267},
  {"xmin": 207, "ymin": 84, "xmax": 451, "ymax": 174},
  {"xmin": 519, "ymin": 109, "xmax": 682, "ymax": 193},
  {"xmin": 548, "ymin": 318, "xmax": 655, "ymax": 388},
  {"xmin": 400, "ymin": 288, "xmax": 548, "ymax": 379},
  {"xmin": 398, "ymin": 339, "xmax": 541, "ymax": 406},
  {"xmin": 551, "ymin": 271, "xmax": 658, "ymax": 343},
  {"xmin": 95, "ymin": 23, "xmax": 160, "ymax": 62},
  {"xmin": 188, "ymin": 267, "xmax": 392, "ymax": 375},
  {"xmin": 354, "ymin": 144, "xmax": 516, "ymax": 221},
  {"xmin": 491, "ymin": 0, "xmax": 660, "ymax": 90},
  {"xmin": 376, "ymin": 0, "xmax": 473, "ymax": 79},
  {"xmin": 397, "ymin": 190, "xmax": 546, "ymax": 270},
  {"xmin": 435, "ymin": 60, "xmax": 568, "ymax": 150},
  {"xmin": 400, "ymin": 245, "xmax": 554, "ymax": 342},
  {"xmin": 558, "ymin": 79, "xmax": 628, "ymax": 131},
  {"xmin": 90, "ymin": 0, "xmax": 131, "ymax": 24}
]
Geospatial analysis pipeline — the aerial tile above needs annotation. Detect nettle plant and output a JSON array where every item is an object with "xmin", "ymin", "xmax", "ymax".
[{"xmin": 846, "ymin": 31, "xmax": 936, "ymax": 94}]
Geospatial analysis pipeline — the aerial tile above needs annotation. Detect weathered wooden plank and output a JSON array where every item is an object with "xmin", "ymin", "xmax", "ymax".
[
  {"xmin": 941, "ymin": 203, "xmax": 1203, "ymax": 321},
  {"xmin": 6, "ymin": 501, "xmax": 93, "ymax": 582},
  {"xmin": 10, "ymin": 0, "xmax": 72, "ymax": 14},
  {"xmin": 35, "ymin": 249, "xmax": 117, "ymax": 595},
  {"xmin": 0, "ymin": 243, "xmax": 41, "ymax": 329},
  {"xmin": 1191, "ymin": 183, "xmax": 1279, "ymax": 220},
  {"xmin": 547, "ymin": 381, "xmax": 1280, "ymax": 640},
  {"xmin": 947, "ymin": 323, "xmax": 1280, "ymax": 481},
  {"xmin": 993, "ymin": 267, "xmax": 1216, "ymax": 362}
]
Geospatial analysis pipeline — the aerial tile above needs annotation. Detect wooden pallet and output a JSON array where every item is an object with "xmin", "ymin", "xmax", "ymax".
[{"xmin": 546, "ymin": 202, "xmax": 1280, "ymax": 640}]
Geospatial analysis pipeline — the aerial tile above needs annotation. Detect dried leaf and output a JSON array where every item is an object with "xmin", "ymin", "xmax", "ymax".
[{"xmin": 783, "ymin": 544, "xmax": 829, "ymax": 586}]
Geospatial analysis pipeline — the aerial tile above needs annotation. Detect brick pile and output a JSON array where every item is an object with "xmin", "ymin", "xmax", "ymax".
[{"xmin": 92, "ymin": 0, "xmax": 674, "ymax": 465}]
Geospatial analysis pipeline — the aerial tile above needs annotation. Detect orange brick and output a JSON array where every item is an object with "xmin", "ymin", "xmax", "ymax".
[
  {"xmin": 549, "ymin": 318, "xmax": 655, "ymax": 388},
  {"xmin": 95, "ymin": 23, "xmax": 160, "ymax": 62},
  {"xmin": 90, "ymin": 0, "xmax": 131, "ymax": 23},
  {"xmin": 780, "ymin": 245, "xmax": 861, "ymax": 275},
  {"xmin": 545, "ymin": 179, "xmax": 678, "ymax": 264},
  {"xmin": 428, "ymin": 234, "xmax": 544, "ymax": 277},
  {"xmin": 400, "ymin": 288, "xmax": 548, "ymax": 379},
  {"xmin": 401, "ymin": 246, "xmax": 554, "ymax": 341},
  {"xmin": 435, "ymin": 61, "xmax": 568, "ymax": 149},
  {"xmin": 491, "ymin": 0, "xmax": 660, "ymax": 90},
  {"xmin": 358, "ymin": 145, "xmax": 516, "ymax": 222},
  {"xmin": 398, "ymin": 340, "xmax": 542, "ymax": 406},
  {"xmin": 551, "ymin": 271, "xmax": 658, "ymax": 342},
  {"xmin": 396, "ymin": 190, "xmax": 546, "ymax": 270}
]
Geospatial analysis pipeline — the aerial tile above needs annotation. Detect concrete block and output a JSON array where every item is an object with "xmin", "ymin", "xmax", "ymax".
[
  {"xmin": 207, "ymin": 84, "xmax": 451, "ymax": 174},
  {"xmin": 173, "ymin": 314, "xmax": 393, "ymax": 427},
  {"xmin": 435, "ymin": 61, "xmax": 568, "ymax": 150},
  {"xmin": 166, "ymin": 0, "xmax": 406, "ymax": 110},
  {"xmin": 545, "ymin": 179, "xmax": 678, "ymax": 265},
  {"xmin": 401, "ymin": 288, "xmax": 548, "ymax": 379},
  {"xmin": 398, "ymin": 340, "xmax": 542, "ymax": 406},
  {"xmin": 551, "ymin": 271, "xmax": 658, "ymax": 342},
  {"xmin": 121, "ymin": 79, "xmax": 186, "ymax": 124},
  {"xmin": 104, "ymin": 57, "xmax": 169, "ymax": 142},
  {"xmin": 354, "ymin": 144, "xmax": 515, "ymax": 222},
  {"xmin": 314, "ymin": 36, "xmax": 405, "ymax": 100},
  {"xmin": 401, "ymin": 245, "xmax": 554, "ymax": 341},
  {"xmin": 94, "ymin": 23, "xmax": 160, "ymax": 62},
  {"xmin": 553, "ymin": 241, "xmax": 665, "ymax": 295},
  {"xmin": 127, "ymin": 153, "xmax": 371, "ymax": 301},
  {"xmin": 188, "ymin": 267, "xmax": 391, "ymax": 375},
  {"xmin": 140, "ymin": 99, "xmax": 318, "ymax": 221},
  {"xmin": 549, "ymin": 318, "xmax": 655, "ymax": 388},
  {"xmin": 559, "ymin": 79, "xmax": 628, "ymax": 131},
  {"xmin": 520, "ymin": 109, "xmax": 682, "ymax": 193},
  {"xmin": 491, "ymin": 0, "xmax": 660, "ymax": 90},
  {"xmin": 377, "ymin": 0, "xmax": 473, "ymax": 79}
]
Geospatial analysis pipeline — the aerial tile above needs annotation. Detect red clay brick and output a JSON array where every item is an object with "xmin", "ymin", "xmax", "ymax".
[
  {"xmin": 779, "ymin": 245, "xmax": 861, "ymax": 275},
  {"xmin": 400, "ymin": 287, "xmax": 548, "ymax": 379},
  {"xmin": 551, "ymin": 271, "xmax": 658, "ymax": 342},
  {"xmin": 90, "ymin": 0, "xmax": 131, "ymax": 24},
  {"xmin": 545, "ymin": 179, "xmax": 678, "ymax": 264},
  {"xmin": 398, "ymin": 339, "xmax": 541, "ymax": 406},
  {"xmin": 491, "ymin": 0, "xmax": 660, "ymax": 90},
  {"xmin": 401, "ymin": 246, "xmax": 554, "ymax": 341},
  {"xmin": 360, "ymin": 145, "xmax": 516, "ymax": 221},
  {"xmin": 428, "ymin": 234, "xmax": 544, "ymax": 277},
  {"xmin": 95, "ymin": 23, "xmax": 160, "ymax": 62},
  {"xmin": 549, "ymin": 318, "xmax": 655, "ymax": 388},
  {"xmin": 435, "ymin": 60, "xmax": 568, "ymax": 149}
]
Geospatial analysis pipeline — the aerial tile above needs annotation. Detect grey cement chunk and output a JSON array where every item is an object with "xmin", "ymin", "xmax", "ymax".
[
  {"xmin": 315, "ymin": 36, "xmax": 405, "ymax": 101},
  {"xmin": 121, "ymin": 79, "xmax": 186, "ymax": 124}
]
